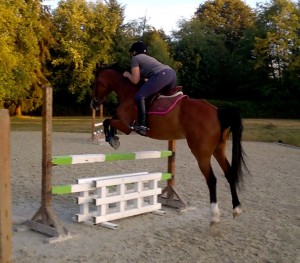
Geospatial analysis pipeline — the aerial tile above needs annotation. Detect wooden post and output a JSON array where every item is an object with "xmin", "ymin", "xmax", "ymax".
[
  {"xmin": 25, "ymin": 86, "xmax": 72, "ymax": 243},
  {"xmin": 0, "ymin": 110, "xmax": 12, "ymax": 263},
  {"xmin": 91, "ymin": 109, "xmax": 96, "ymax": 141},
  {"xmin": 99, "ymin": 104, "xmax": 103, "ymax": 119},
  {"xmin": 158, "ymin": 140, "xmax": 188, "ymax": 209},
  {"xmin": 168, "ymin": 140, "xmax": 176, "ymax": 187}
]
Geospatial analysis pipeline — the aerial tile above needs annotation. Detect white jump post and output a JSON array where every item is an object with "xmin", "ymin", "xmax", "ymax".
[
  {"xmin": 88, "ymin": 109, "xmax": 104, "ymax": 144},
  {"xmin": 0, "ymin": 109, "xmax": 12, "ymax": 263}
]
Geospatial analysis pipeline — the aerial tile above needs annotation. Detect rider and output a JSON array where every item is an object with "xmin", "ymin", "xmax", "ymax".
[{"xmin": 123, "ymin": 41, "xmax": 177, "ymax": 132}]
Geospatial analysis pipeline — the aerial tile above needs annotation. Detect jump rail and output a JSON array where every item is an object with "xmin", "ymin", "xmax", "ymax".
[{"xmin": 52, "ymin": 150, "xmax": 172, "ymax": 165}]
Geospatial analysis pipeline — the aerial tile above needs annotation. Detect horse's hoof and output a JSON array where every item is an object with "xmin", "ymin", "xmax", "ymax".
[
  {"xmin": 210, "ymin": 203, "xmax": 220, "ymax": 225},
  {"xmin": 109, "ymin": 138, "xmax": 120, "ymax": 149},
  {"xmin": 233, "ymin": 206, "xmax": 242, "ymax": 218},
  {"xmin": 210, "ymin": 217, "xmax": 221, "ymax": 226}
]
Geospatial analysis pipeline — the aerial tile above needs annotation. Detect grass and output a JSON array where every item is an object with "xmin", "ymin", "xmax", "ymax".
[
  {"xmin": 10, "ymin": 116, "xmax": 300, "ymax": 147},
  {"xmin": 11, "ymin": 116, "xmax": 94, "ymax": 133},
  {"xmin": 243, "ymin": 119, "xmax": 300, "ymax": 147}
]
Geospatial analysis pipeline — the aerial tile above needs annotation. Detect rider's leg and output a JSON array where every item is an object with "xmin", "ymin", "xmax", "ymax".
[
  {"xmin": 134, "ymin": 69, "xmax": 177, "ymax": 131},
  {"xmin": 135, "ymin": 96, "xmax": 148, "ymax": 130}
]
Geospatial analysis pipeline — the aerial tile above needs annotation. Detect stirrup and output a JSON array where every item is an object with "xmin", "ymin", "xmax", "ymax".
[
  {"xmin": 135, "ymin": 125, "xmax": 149, "ymax": 132},
  {"xmin": 128, "ymin": 120, "xmax": 136, "ymax": 130},
  {"xmin": 133, "ymin": 125, "xmax": 149, "ymax": 136},
  {"xmin": 133, "ymin": 121, "xmax": 150, "ymax": 135}
]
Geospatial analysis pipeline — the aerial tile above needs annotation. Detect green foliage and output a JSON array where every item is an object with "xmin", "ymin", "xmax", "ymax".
[
  {"xmin": 0, "ymin": 0, "xmax": 19, "ymax": 104},
  {"xmin": 173, "ymin": 18, "xmax": 233, "ymax": 98},
  {"xmin": 0, "ymin": 0, "xmax": 53, "ymax": 114},
  {"xmin": 142, "ymin": 30, "xmax": 175, "ymax": 67},
  {"xmin": 0, "ymin": 0, "xmax": 299, "ymax": 118},
  {"xmin": 173, "ymin": 0, "xmax": 256, "ymax": 99},
  {"xmin": 49, "ymin": 0, "xmax": 126, "ymax": 105},
  {"xmin": 195, "ymin": 0, "xmax": 254, "ymax": 51},
  {"xmin": 109, "ymin": 3, "xmax": 134, "ymax": 69},
  {"xmin": 254, "ymin": 0, "xmax": 300, "ymax": 102}
]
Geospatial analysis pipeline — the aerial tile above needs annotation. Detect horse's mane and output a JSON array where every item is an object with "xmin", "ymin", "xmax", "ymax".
[
  {"xmin": 93, "ymin": 62, "xmax": 138, "ymax": 92},
  {"xmin": 95, "ymin": 63, "xmax": 124, "ymax": 76}
]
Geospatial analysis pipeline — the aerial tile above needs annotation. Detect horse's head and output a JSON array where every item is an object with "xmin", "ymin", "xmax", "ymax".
[{"xmin": 90, "ymin": 63, "xmax": 123, "ymax": 111}]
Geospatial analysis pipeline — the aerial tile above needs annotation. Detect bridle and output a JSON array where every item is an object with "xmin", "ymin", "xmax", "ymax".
[
  {"xmin": 90, "ymin": 67, "xmax": 125, "ymax": 111},
  {"xmin": 91, "ymin": 74, "xmax": 107, "ymax": 111}
]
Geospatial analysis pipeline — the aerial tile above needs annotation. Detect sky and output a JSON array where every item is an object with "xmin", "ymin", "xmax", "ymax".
[{"xmin": 43, "ymin": 0, "xmax": 268, "ymax": 34}]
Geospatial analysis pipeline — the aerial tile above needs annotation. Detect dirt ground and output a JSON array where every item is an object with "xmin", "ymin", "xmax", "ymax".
[{"xmin": 11, "ymin": 132, "xmax": 300, "ymax": 263}]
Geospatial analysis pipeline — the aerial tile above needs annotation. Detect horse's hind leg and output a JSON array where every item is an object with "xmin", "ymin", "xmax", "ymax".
[
  {"xmin": 213, "ymin": 143, "xmax": 242, "ymax": 218},
  {"xmin": 196, "ymin": 155, "xmax": 221, "ymax": 225}
]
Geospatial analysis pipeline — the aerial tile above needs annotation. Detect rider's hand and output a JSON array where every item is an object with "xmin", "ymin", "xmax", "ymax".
[{"xmin": 123, "ymin": 71, "xmax": 131, "ymax": 78}]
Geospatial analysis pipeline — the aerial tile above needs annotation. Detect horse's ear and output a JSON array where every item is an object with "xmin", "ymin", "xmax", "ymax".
[
  {"xmin": 110, "ymin": 62, "xmax": 125, "ymax": 72},
  {"xmin": 96, "ymin": 63, "xmax": 100, "ymax": 70}
]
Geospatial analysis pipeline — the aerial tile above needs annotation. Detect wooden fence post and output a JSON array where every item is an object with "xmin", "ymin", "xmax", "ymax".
[
  {"xmin": 0, "ymin": 109, "xmax": 12, "ymax": 263},
  {"xmin": 25, "ymin": 86, "xmax": 73, "ymax": 243},
  {"xmin": 158, "ymin": 140, "xmax": 188, "ymax": 209}
]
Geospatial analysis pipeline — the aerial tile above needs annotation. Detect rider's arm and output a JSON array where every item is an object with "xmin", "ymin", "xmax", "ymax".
[{"xmin": 123, "ymin": 66, "xmax": 140, "ymax": 84}]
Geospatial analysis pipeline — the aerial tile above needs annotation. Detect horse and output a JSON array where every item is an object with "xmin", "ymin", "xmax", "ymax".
[{"xmin": 91, "ymin": 64, "xmax": 247, "ymax": 225}]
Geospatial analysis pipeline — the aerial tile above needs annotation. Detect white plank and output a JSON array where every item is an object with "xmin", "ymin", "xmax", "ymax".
[
  {"xmin": 93, "ymin": 204, "xmax": 161, "ymax": 224},
  {"xmin": 76, "ymin": 172, "xmax": 149, "ymax": 184},
  {"xmin": 94, "ymin": 173, "xmax": 161, "ymax": 188},
  {"xmin": 93, "ymin": 188, "xmax": 162, "ymax": 206}
]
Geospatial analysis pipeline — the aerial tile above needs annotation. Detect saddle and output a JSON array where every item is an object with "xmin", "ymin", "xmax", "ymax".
[{"xmin": 146, "ymin": 86, "xmax": 188, "ymax": 115}]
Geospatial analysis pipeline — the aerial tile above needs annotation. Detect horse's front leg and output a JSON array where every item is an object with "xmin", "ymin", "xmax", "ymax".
[
  {"xmin": 103, "ymin": 118, "xmax": 133, "ymax": 149},
  {"xmin": 103, "ymin": 118, "xmax": 120, "ymax": 149}
]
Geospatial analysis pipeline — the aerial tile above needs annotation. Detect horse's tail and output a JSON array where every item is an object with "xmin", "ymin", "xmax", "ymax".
[{"xmin": 217, "ymin": 108, "xmax": 247, "ymax": 187}]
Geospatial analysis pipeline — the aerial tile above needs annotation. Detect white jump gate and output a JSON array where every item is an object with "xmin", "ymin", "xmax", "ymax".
[
  {"xmin": 52, "ymin": 151, "xmax": 172, "ymax": 228},
  {"xmin": 93, "ymin": 122, "xmax": 104, "ymax": 143}
]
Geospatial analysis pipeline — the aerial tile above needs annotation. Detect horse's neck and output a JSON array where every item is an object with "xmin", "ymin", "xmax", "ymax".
[
  {"xmin": 103, "ymin": 69, "xmax": 137, "ymax": 103},
  {"xmin": 114, "ymin": 78, "xmax": 137, "ymax": 103}
]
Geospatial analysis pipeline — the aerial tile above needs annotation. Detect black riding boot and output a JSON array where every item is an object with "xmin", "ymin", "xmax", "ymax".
[{"xmin": 135, "ymin": 97, "xmax": 149, "ymax": 132}]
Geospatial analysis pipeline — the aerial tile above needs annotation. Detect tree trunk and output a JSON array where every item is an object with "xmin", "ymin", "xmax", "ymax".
[{"xmin": 15, "ymin": 105, "xmax": 22, "ymax": 117}]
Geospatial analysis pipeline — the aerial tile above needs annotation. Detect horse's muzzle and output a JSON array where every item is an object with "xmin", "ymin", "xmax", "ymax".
[{"xmin": 90, "ymin": 97, "xmax": 101, "ymax": 111}]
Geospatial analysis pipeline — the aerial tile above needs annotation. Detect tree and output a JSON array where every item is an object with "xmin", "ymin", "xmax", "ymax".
[
  {"xmin": 195, "ymin": 0, "xmax": 254, "ymax": 51},
  {"xmin": 173, "ymin": 19, "xmax": 229, "ymax": 98},
  {"xmin": 0, "ymin": 0, "xmax": 20, "ymax": 106},
  {"xmin": 0, "ymin": 0, "xmax": 51, "ymax": 115},
  {"xmin": 109, "ymin": 0, "xmax": 133, "ymax": 69},
  {"xmin": 142, "ymin": 30, "xmax": 175, "ymax": 67},
  {"xmin": 254, "ymin": 0, "xmax": 300, "ymax": 102},
  {"xmin": 50, "ymin": 0, "xmax": 123, "ymax": 109}
]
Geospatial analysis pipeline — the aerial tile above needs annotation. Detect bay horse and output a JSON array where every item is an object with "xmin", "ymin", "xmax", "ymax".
[{"xmin": 91, "ymin": 64, "xmax": 247, "ymax": 224}]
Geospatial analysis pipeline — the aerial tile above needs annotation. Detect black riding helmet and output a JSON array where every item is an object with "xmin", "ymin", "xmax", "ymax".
[{"xmin": 129, "ymin": 41, "xmax": 147, "ymax": 55}]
